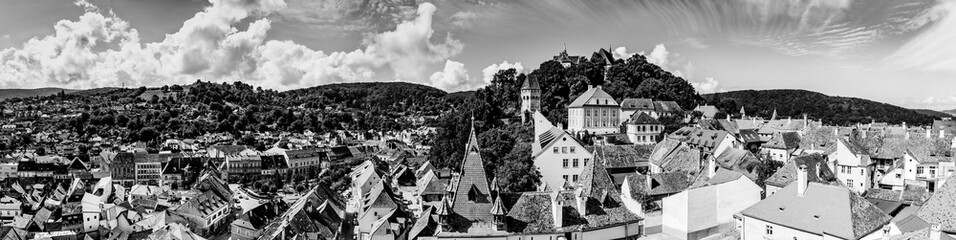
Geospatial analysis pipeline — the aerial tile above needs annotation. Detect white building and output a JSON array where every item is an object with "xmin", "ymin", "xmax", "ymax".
[
  {"xmin": 829, "ymin": 138, "xmax": 874, "ymax": 193},
  {"xmin": 533, "ymin": 112, "xmax": 593, "ymax": 190},
  {"xmin": 567, "ymin": 86, "xmax": 621, "ymax": 135},
  {"xmin": 662, "ymin": 167, "xmax": 762, "ymax": 240},
  {"xmin": 625, "ymin": 112, "xmax": 663, "ymax": 145}
]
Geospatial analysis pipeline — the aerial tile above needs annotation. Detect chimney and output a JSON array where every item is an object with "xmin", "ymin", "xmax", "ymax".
[
  {"xmin": 587, "ymin": 85, "xmax": 594, "ymax": 90},
  {"xmin": 927, "ymin": 128, "xmax": 932, "ymax": 139},
  {"xmin": 940, "ymin": 130, "xmax": 945, "ymax": 139},
  {"xmin": 707, "ymin": 156, "xmax": 716, "ymax": 179},
  {"xmin": 905, "ymin": 130, "xmax": 911, "ymax": 140},
  {"xmin": 551, "ymin": 191, "xmax": 563, "ymax": 229},
  {"xmin": 834, "ymin": 128, "xmax": 839, "ymax": 136},
  {"xmin": 931, "ymin": 224, "xmax": 942, "ymax": 240},
  {"xmin": 797, "ymin": 165, "xmax": 808, "ymax": 197},
  {"xmin": 645, "ymin": 174, "xmax": 653, "ymax": 194},
  {"xmin": 787, "ymin": 116, "xmax": 792, "ymax": 124}
]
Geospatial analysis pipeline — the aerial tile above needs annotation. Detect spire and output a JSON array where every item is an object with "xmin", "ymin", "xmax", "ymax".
[
  {"xmin": 466, "ymin": 116, "xmax": 479, "ymax": 153},
  {"xmin": 490, "ymin": 195, "xmax": 506, "ymax": 215},
  {"xmin": 739, "ymin": 107, "xmax": 746, "ymax": 118},
  {"xmin": 437, "ymin": 197, "xmax": 452, "ymax": 215},
  {"xmin": 771, "ymin": 109, "xmax": 777, "ymax": 120}
]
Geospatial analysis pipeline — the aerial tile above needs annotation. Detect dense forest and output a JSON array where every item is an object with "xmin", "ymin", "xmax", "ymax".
[{"xmin": 704, "ymin": 89, "xmax": 939, "ymax": 125}]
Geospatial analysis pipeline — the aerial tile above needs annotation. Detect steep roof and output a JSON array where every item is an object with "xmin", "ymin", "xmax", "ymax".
[
  {"xmin": 520, "ymin": 76, "xmax": 540, "ymax": 90},
  {"xmin": 587, "ymin": 145, "xmax": 652, "ymax": 169},
  {"xmin": 713, "ymin": 148, "xmax": 761, "ymax": 181},
  {"xmin": 915, "ymin": 175, "xmax": 956, "ymax": 233},
  {"xmin": 654, "ymin": 101, "xmax": 684, "ymax": 113},
  {"xmin": 567, "ymin": 86, "xmax": 616, "ymax": 108},
  {"xmin": 740, "ymin": 182, "xmax": 892, "ymax": 239},
  {"xmin": 648, "ymin": 138, "xmax": 702, "ymax": 173},
  {"xmin": 449, "ymin": 124, "xmax": 494, "ymax": 223},
  {"xmin": 765, "ymin": 132, "xmax": 801, "ymax": 149}
]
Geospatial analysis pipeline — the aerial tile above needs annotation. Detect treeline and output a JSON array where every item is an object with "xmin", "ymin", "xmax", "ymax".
[{"xmin": 704, "ymin": 89, "xmax": 936, "ymax": 125}]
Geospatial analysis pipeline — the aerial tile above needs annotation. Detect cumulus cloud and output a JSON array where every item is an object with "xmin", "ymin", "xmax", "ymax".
[
  {"xmin": 481, "ymin": 61, "xmax": 523, "ymax": 83},
  {"xmin": 691, "ymin": 77, "xmax": 720, "ymax": 94},
  {"xmin": 0, "ymin": 0, "xmax": 463, "ymax": 90},
  {"xmin": 902, "ymin": 95, "xmax": 956, "ymax": 111},
  {"xmin": 430, "ymin": 60, "xmax": 481, "ymax": 92},
  {"xmin": 612, "ymin": 47, "xmax": 633, "ymax": 60},
  {"xmin": 644, "ymin": 44, "xmax": 669, "ymax": 67}
]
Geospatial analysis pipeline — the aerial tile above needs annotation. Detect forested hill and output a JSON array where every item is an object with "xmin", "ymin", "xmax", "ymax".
[
  {"xmin": 704, "ymin": 89, "xmax": 936, "ymax": 125},
  {"xmin": 284, "ymin": 82, "xmax": 450, "ymax": 114},
  {"xmin": 0, "ymin": 88, "xmax": 79, "ymax": 100}
]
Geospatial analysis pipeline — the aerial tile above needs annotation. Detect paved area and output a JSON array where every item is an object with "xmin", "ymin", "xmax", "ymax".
[{"xmin": 230, "ymin": 184, "xmax": 264, "ymax": 214}]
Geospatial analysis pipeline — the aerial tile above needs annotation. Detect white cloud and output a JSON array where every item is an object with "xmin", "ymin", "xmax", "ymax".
[
  {"xmin": 451, "ymin": 11, "xmax": 478, "ymax": 28},
  {"xmin": 691, "ymin": 77, "xmax": 720, "ymax": 94},
  {"xmin": 430, "ymin": 60, "xmax": 480, "ymax": 92},
  {"xmin": 612, "ymin": 47, "xmax": 633, "ymax": 60},
  {"xmin": 481, "ymin": 61, "xmax": 523, "ymax": 84},
  {"xmin": 902, "ymin": 95, "xmax": 956, "ymax": 111},
  {"xmin": 0, "ymin": 0, "xmax": 463, "ymax": 90},
  {"xmin": 645, "ymin": 44, "xmax": 669, "ymax": 67}
]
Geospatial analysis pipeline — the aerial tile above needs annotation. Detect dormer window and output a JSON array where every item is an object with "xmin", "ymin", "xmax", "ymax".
[{"xmin": 468, "ymin": 185, "xmax": 483, "ymax": 202}]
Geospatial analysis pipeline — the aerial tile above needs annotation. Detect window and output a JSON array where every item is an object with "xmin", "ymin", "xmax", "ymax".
[
  {"xmin": 572, "ymin": 175, "xmax": 579, "ymax": 182},
  {"xmin": 573, "ymin": 159, "xmax": 579, "ymax": 168},
  {"xmin": 563, "ymin": 175, "xmax": 568, "ymax": 181},
  {"xmin": 846, "ymin": 179, "xmax": 854, "ymax": 187},
  {"xmin": 553, "ymin": 147, "xmax": 559, "ymax": 154},
  {"xmin": 766, "ymin": 225, "xmax": 773, "ymax": 235},
  {"xmin": 563, "ymin": 159, "xmax": 569, "ymax": 168},
  {"xmin": 562, "ymin": 147, "xmax": 568, "ymax": 154},
  {"xmin": 860, "ymin": 169, "xmax": 864, "ymax": 175},
  {"xmin": 584, "ymin": 158, "xmax": 590, "ymax": 166},
  {"xmin": 570, "ymin": 146, "xmax": 576, "ymax": 153},
  {"xmin": 930, "ymin": 166, "xmax": 937, "ymax": 176},
  {"xmin": 917, "ymin": 166, "xmax": 924, "ymax": 174}
]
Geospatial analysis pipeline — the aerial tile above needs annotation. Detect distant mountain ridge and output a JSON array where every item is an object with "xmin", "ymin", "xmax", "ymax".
[
  {"xmin": 704, "ymin": 89, "xmax": 938, "ymax": 125},
  {"xmin": 0, "ymin": 88, "xmax": 79, "ymax": 100}
]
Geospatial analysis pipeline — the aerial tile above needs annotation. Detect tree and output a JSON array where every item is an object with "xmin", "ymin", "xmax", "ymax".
[{"xmin": 495, "ymin": 142, "xmax": 540, "ymax": 192}]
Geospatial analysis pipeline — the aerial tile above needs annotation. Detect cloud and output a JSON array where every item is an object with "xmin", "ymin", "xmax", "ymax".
[
  {"xmin": 430, "ymin": 60, "xmax": 481, "ymax": 92},
  {"xmin": 451, "ymin": 11, "xmax": 478, "ymax": 28},
  {"xmin": 644, "ymin": 44, "xmax": 669, "ymax": 67},
  {"xmin": 612, "ymin": 47, "xmax": 633, "ymax": 60},
  {"xmin": 888, "ymin": 0, "xmax": 956, "ymax": 73},
  {"xmin": 691, "ymin": 77, "xmax": 720, "ymax": 94},
  {"xmin": 481, "ymin": 61, "xmax": 523, "ymax": 83},
  {"xmin": 0, "ymin": 35, "xmax": 9, "ymax": 40},
  {"xmin": 0, "ymin": 0, "xmax": 463, "ymax": 90}
]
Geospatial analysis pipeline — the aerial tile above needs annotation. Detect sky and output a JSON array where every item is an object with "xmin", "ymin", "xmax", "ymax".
[{"xmin": 1, "ymin": 0, "xmax": 955, "ymax": 110}]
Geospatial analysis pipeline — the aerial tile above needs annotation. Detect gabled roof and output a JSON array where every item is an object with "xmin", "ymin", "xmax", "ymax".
[
  {"xmin": 586, "ymin": 145, "xmax": 652, "ymax": 169},
  {"xmin": 765, "ymin": 132, "xmax": 801, "ymax": 149},
  {"xmin": 567, "ymin": 86, "xmax": 616, "ymax": 108},
  {"xmin": 915, "ymin": 175, "xmax": 956, "ymax": 233},
  {"xmin": 654, "ymin": 101, "xmax": 684, "ymax": 113},
  {"xmin": 740, "ymin": 182, "xmax": 892, "ymax": 239},
  {"xmin": 713, "ymin": 148, "xmax": 760, "ymax": 181},
  {"xmin": 648, "ymin": 138, "xmax": 702, "ymax": 173}
]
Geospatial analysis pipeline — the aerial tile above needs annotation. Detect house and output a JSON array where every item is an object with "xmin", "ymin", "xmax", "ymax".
[
  {"xmin": 553, "ymin": 49, "xmax": 585, "ymax": 68},
  {"xmin": 648, "ymin": 138, "xmax": 702, "ymax": 174},
  {"xmin": 622, "ymin": 172, "xmax": 695, "ymax": 215},
  {"xmin": 171, "ymin": 173, "xmax": 233, "ymax": 236},
  {"xmin": 231, "ymin": 200, "xmax": 289, "ymax": 240},
  {"xmin": 0, "ymin": 195, "xmax": 22, "ymax": 223},
  {"xmin": 133, "ymin": 153, "xmax": 167, "ymax": 186},
  {"xmin": 356, "ymin": 181, "xmax": 402, "ymax": 238},
  {"xmin": 764, "ymin": 154, "xmax": 837, "ymax": 196},
  {"xmin": 81, "ymin": 193, "xmax": 102, "ymax": 234},
  {"xmin": 830, "ymin": 138, "xmax": 875, "ymax": 193},
  {"xmin": 762, "ymin": 132, "xmax": 801, "ymax": 163},
  {"xmin": 899, "ymin": 151, "xmax": 954, "ymax": 192},
  {"xmin": 0, "ymin": 158, "xmax": 18, "ymax": 180},
  {"xmin": 625, "ymin": 112, "xmax": 663, "ymax": 145},
  {"xmin": 738, "ymin": 166, "xmax": 894, "ymax": 240},
  {"xmin": 668, "ymin": 127, "xmax": 739, "ymax": 159},
  {"xmin": 351, "ymin": 160, "xmax": 383, "ymax": 200},
  {"xmin": 532, "ymin": 112, "xmax": 593, "ymax": 190},
  {"xmin": 224, "ymin": 149, "xmax": 262, "ymax": 182},
  {"xmin": 662, "ymin": 167, "xmax": 762, "ymax": 240},
  {"xmin": 567, "ymin": 85, "xmax": 621, "ymax": 135}
]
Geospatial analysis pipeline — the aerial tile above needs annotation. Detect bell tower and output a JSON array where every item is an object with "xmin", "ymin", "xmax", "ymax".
[{"xmin": 520, "ymin": 76, "xmax": 541, "ymax": 123}]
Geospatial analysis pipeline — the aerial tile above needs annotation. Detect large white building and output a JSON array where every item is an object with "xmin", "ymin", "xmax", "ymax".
[
  {"xmin": 533, "ymin": 112, "xmax": 593, "ymax": 190},
  {"xmin": 567, "ymin": 86, "xmax": 621, "ymax": 135},
  {"xmin": 829, "ymin": 138, "xmax": 874, "ymax": 193}
]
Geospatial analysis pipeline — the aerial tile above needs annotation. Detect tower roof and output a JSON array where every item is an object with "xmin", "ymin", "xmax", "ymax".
[
  {"xmin": 520, "ymin": 76, "xmax": 540, "ymax": 90},
  {"xmin": 450, "ymin": 121, "xmax": 494, "ymax": 222}
]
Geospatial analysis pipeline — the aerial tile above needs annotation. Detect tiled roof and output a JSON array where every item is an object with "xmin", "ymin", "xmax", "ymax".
[
  {"xmin": 737, "ymin": 129, "xmax": 762, "ymax": 143},
  {"xmin": 765, "ymin": 132, "xmax": 801, "ymax": 149},
  {"xmin": 626, "ymin": 112, "xmax": 659, "ymax": 125},
  {"xmin": 895, "ymin": 214, "xmax": 931, "ymax": 233},
  {"xmin": 520, "ymin": 76, "xmax": 540, "ymax": 90},
  {"xmin": 649, "ymin": 138, "xmax": 702, "ymax": 173},
  {"xmin": 587, "ymin": 145, "xmax": 652, "ymax": 169},
  {"xmin": 741, "ymin": 182, "xmax": 891, "ymax": 240},
  {"xmin": 713, "ymin": 148, "xmax": 761, "ymax": 181},
  {"xmin": 654, "ymin": 101, "xmax": 684, "ymax": 113},
  {"xmin": 690, "ymin": 168, "xmax": 747, "ymax": 189},
  {"xmin": 449, "ymin": 125, "xmax": 494, "ymax": 224},
  {"xmin": 915, "ymin": 175, "xmax": 956, "ymax": 233},
  {"xmin": 764, "ymin": 154, "xmax": 837, "ymax": 188},
  {"xmin": 863, "ymin": 187, "xmax": 931, "ymax": 206}
]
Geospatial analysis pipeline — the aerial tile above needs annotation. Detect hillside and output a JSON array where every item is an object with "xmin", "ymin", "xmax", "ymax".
[
  {"xmin": 912, "ymin": 109, "xmax": 952, "ymax": 118},
  {"xmin": 943, "ymin": 109, "xmax": 956, "ymax": 116},
  {"xmin": 704, "ymin": 89, "xmax": 936, "ymax": 125},
  {"xmin": 284, "ymin": 82, "xmax": 450, "ymax": 115},
  {"xmin": 0, "ymin": 88, "xmax": 79, "ymax": 100}
]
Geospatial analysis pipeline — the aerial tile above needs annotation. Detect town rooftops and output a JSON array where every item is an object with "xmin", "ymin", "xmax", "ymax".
[
  {"xmin": 740, "ymin": 181, "xmax": 892, "ymax": 240},
  {"xmin": 585, "ymin": 145, "xmax": 651, "ymax": 169}
]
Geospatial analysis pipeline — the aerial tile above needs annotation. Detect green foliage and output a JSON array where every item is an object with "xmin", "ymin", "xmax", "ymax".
[{"xmin": 495, "ymin": 142, "xmax": 540, "ymax": 192}]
